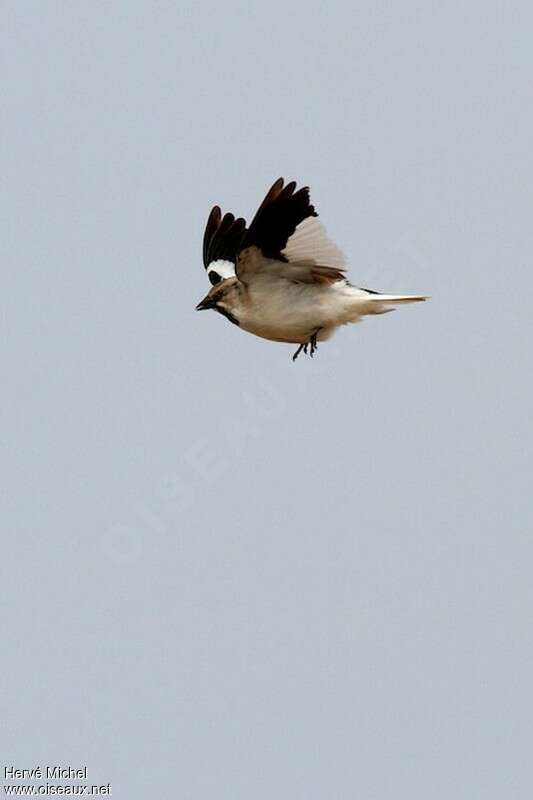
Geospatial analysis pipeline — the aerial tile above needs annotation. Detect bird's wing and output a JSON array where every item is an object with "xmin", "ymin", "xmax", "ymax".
[
  {"xmin": 236, "ymin": 178, "xmax": 346, "ymax": 285},
  {"xmin": 203, "ymin": 206, "xmax": 246, "ymax": 285}
]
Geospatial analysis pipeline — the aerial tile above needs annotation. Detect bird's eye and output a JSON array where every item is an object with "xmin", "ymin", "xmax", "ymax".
[{"xmin": 209, "ymin": 272, "xmax": 222, "ymax": 286}]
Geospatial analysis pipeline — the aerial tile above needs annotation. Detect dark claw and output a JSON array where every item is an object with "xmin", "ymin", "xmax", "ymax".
[
  {"xmin": 292, "ymin": 343, "xmax": 305, "ymax": 361},
  {"xmin": 291, "ymin": 329, "xmax": 321, "ymax": 362}
]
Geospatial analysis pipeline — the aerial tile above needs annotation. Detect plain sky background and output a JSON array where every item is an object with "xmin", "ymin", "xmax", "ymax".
[{"xmin": 3, "ymin": 2, "xmax": 532, "ymax": 797}]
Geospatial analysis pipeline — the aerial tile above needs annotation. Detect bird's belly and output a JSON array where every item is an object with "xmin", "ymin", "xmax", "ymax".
[
  {"xmin": 240, "ymin": 285, "xmax": 338, "ymax": 344},
  {"xmin": 239, "ymin": 319, "xmax": 312, "ymax": 344}
]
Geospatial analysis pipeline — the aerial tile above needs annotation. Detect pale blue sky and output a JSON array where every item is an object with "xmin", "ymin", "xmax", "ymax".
[{"xmin": 3, "ymin": 2, "xmax": 532, "ymax": 797}]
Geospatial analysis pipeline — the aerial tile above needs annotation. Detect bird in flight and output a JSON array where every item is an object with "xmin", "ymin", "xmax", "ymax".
[{"xmin": 197, "ymin": 178, "xmax": 428, "ymax": 360}]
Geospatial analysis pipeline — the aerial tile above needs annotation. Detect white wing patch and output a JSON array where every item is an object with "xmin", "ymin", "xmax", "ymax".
[
  {"xmin": 282, "ymin": 217, "xmax": 345, "ymax": 268},
  {"xmin": 207, "ymin": 259, "xmax": 236, "ymax": 281}
]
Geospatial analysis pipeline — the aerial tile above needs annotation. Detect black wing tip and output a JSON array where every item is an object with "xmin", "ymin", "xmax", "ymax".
[
  {"xmin": 203, "ymin": 205, "xmax": 247, "ymax": 270},
  {"xmin": 208, "ymin": 205, "xmax": 222, "ymax": 224},
  {"xmin": 242, "ymin": 177, "xmax": 319, "ymax": 258},
  {"xmin": 274, "ymin": 179, "xmax": 318, "ymax": 217}
]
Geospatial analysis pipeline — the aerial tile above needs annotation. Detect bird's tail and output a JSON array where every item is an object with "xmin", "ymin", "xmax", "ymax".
[
  {"xmin": 356, "ymin": 293, "xmax": 429, "ymax": 316},
  {"xmin": 366, "ymin": 294, "xmax": 428, "ymax": 304}
]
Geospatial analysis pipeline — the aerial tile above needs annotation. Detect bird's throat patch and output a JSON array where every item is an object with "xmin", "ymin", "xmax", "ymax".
[{"xmin": 216, "ymin": 306, "xmax": 240, "ymax": 326}]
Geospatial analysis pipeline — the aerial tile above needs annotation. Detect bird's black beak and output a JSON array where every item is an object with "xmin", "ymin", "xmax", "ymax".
[{"xmin": 196, "ymin": 296, "xmax": 216, "ymax": 311}]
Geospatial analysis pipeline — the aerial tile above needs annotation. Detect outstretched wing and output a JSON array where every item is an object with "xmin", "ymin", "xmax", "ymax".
[
  {"xmin": 203, "ymin": 206, "xmax": 246, "ymax": 286},
  {"xmin": 236, "ymin": 178, "xmax": 346, "ymax": 285}
]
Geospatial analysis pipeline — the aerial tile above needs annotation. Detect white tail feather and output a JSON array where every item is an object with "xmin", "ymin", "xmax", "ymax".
[
  {"xmin": 347, "ymin": 292, "xmax": 429, "ymax": 317},
  {"xmin": 366, "ymin": 294, "xmax": 429, "ymax": 304}
]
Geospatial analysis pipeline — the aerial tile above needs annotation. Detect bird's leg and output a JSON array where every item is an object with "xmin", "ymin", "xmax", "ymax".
[
  {"xmin": 291, "ymin": 329, "xmax": 321, "ymax": 361},
  {"xmin": 309, "ymin": 329, "xmax": 320, "ymax": 357},
  {"xmin": 292, "ymin": 343, "xmax": 306, "ymax": 361}
]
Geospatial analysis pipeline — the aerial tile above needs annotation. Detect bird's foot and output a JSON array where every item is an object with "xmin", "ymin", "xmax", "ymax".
[
  {"xmin": 292, "ymin": 343, "xmax": 306, "ymax": 361},
  {"xmin": 291, "ymin": 330, "xmax": 321, "ymax": 361}
]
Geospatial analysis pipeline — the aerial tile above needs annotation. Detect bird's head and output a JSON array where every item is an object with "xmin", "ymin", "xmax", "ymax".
[{"xmin": 195, "ymin": 277, "xmax": 243, "ymax": 327}]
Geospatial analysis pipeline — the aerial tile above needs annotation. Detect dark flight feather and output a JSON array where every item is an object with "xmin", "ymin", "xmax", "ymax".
[
  {"xmin": 202, "ymin": 206, "xmax": 246, "ymax": 269},
  {"xmin": 239, "ymin": 178, "xmax": 318, "ymax": 261}
]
